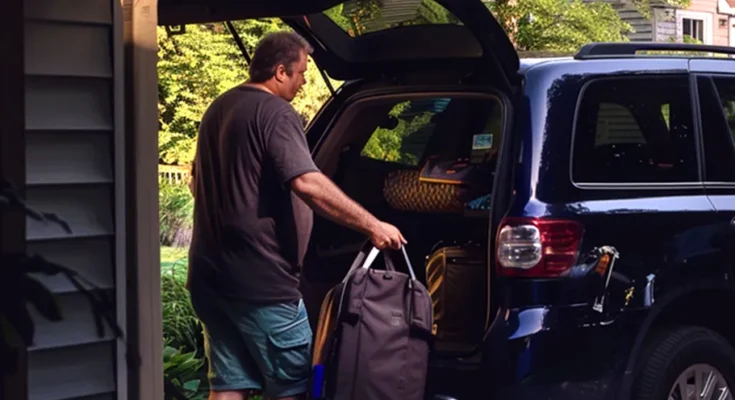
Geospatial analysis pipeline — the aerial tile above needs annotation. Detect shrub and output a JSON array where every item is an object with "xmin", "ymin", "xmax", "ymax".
[
  {"xmin": 163, "ymin": 345, "xmax": 208, "ymax": 400},
  {"xmin": 161, "ymin": 257, "xmax": 202, "ymax": 354},
  {"xmin": 159, "ymin": 180, "xmax": 194, "ymax": 247}
]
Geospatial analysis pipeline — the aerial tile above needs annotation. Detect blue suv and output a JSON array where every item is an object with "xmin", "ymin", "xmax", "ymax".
[{"xmin": 159, "ymin": 0, "xmax": 735, "ymax": 398}]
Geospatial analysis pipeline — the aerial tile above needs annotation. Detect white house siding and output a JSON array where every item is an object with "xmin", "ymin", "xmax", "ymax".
[
  {"xmin": 590, "ymin": 0, "xmax": 654, "ymax": 41},
  {"xmin": 587, "ymin": 0, "xmax": 682, "ymax": 42},
  {"xmin": 652, "ymin": 7, "xmax": 678, "ymax": 41},
  {"xmin": 23, "ymin": 0, "xmax": 126, "ymax": 399}
]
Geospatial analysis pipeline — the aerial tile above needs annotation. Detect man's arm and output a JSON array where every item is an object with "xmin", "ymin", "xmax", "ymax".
[
  {"xmin": 290, "ymin": 171, "xmax": 406, "ymax": 249},
  {"xmin": 291, "ymin": 171, "xmax": 379, "ymax": 236},
  {"xmin": 266, "ymin": 108, "xmax": 405, "ymax": 249}
]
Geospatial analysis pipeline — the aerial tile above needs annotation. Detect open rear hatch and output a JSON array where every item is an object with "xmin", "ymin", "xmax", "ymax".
[{"xmin": 158, "ymin": 0, "xmax": 520, "ymax": 92}]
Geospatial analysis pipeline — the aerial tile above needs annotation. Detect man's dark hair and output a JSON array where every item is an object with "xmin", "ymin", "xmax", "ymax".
[{"xmin": 248, "ymin": 31, "xmax": 313, "ymax": 83}]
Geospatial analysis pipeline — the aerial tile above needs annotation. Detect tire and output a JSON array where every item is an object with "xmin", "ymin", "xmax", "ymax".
[{"xmin": 634, "ymin": 325, "xmax": 735, "ymax": 400}]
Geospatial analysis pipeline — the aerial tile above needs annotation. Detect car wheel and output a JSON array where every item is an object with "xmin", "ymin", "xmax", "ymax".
[{"xmin": 634, "ymin": 325, "xmax": 735, "ymax": 400}]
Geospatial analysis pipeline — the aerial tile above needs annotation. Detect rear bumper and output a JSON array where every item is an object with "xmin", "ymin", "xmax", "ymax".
[{"xmin": 428, "ymin": 305, "xmax": 644, "ymax": 400}]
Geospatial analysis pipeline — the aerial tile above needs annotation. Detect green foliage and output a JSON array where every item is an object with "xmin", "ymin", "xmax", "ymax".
[
  {"xmin": 157, "ymin": 20, "xmax": 337, "ymax": 166},
  {"xmin": 157, "ymin": 24, "xmax": 244, "ymax": 166},
  {"xmin": 159, "ymin": 180, "xmax": 194, "ymax": 247},
  {"xmin": 661, "ymin": 104, "xmax": 671, "ymax": 129},
  {"xmin": 681, "ymin": 35, "xmax": 703, "ymax": 44},
  {"xmin": 163, "ymin": 345, "xmax": 208, "ymax": 400},
  {"xmin": 488, "ymin": 0, "xmax": 632, "ymax": 52},
  {"xmin": 161, "ymin": 257, "xmax": 201, "ymax": 354},
  {"xmin": 160, "ymin": 247, "xmax": 210, "ymax": 399},
  {"xmin": 724, "ymin": 101, "xmax": 735, "ymax": 124},
  {"xmin": 161, "ymin": 246, "xmax": 190, "ymax": 269},
  {"xmin": 361, "ymin": 101, "xmax": 433, "ymax": 165},
  {"xmin": 324, "ymin": 0, "xmax": 458, "ymax": 36},
  {"xmin": 157, "ymin": 1, "xmax": 636, "ymax": 167}
]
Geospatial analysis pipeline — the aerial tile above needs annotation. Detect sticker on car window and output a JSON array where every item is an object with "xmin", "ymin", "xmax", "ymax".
[{"xmin": 472, "ymin": 134, "xmax": 493, "ymax": 150}]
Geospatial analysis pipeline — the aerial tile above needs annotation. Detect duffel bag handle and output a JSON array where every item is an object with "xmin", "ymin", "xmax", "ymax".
[
  {"xmin": 382, "ymin": 246, "xmax": 418, "ymax": 281},
  {"xmin": 343, "ymin": 240, "xmax": 417, "ymax": 282},
  {"xmin": 341, "ymin": 241, "xmax": 380, "ymax": 283},
  {"xmin": 336, "ymin": 243, "xmax": 421, "ymax": 330}
]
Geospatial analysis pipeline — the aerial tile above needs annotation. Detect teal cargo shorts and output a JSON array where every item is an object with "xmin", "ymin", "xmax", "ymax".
[{"xmin": 189, "ymin": 281, "xmax": 313, "ymax": 397}]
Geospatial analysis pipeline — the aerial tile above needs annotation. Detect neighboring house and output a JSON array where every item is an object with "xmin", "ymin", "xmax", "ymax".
[
  {"xmin": 680, "ymin": 0, "xmax": 735, "ymax": 45},
  {"xmin": 595, "ymin": 0, "xmax": 735, "ymax": 46}
]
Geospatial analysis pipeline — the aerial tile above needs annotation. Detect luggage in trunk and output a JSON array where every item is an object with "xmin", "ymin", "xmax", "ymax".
[
  {"xmin": 425, "ymin": 242, "xmax": 486, "ymax": 345},
  {"xmin": 311, "ymin": 243, "xmax": 433, "ymax": 400}
]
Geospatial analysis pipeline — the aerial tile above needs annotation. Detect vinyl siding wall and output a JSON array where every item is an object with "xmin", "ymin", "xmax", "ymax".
[
  {"xmin": 591, "ymin": 0, "xmax": 657, "ymax": 41},
  {"xmin": 652, "ymin": 7, "xmax": 678, "ymax": 42},
  {"xmin": 23, "ymin": 0, "xmax": 126, "ymax": 399}
]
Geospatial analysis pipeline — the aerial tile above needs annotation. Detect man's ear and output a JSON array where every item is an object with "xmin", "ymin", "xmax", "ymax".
[{"xmin": 274, "ymin": 64, "xmax": 287, "ymax": 83}]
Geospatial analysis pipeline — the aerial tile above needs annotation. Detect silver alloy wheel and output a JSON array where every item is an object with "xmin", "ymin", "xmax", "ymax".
[{"xmin": 668, "ymin": 363, "xmax": 732, "ymax": 400}]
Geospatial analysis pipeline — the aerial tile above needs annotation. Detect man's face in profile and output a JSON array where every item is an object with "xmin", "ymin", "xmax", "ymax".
[{"xmin": 279, "ymin": 50, "xmax": 308, "ymax": 102}]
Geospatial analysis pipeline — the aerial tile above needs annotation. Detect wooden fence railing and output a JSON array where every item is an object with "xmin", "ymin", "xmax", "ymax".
[{"xmin": 159, "ymin": 164, "xmax": 191, "ymax": 185}]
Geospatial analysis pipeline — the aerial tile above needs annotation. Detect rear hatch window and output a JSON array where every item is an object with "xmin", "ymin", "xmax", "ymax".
[{"xmin": 323, "ymin": 0, "xmax": 462, "ymax": 36}]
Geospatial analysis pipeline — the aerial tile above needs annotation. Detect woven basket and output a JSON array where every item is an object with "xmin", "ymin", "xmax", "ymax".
[{"xmin": 383, "ymin": 169, "xmax": 464, "ymax": 213}]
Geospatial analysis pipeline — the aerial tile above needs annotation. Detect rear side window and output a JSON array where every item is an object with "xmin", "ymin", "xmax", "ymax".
[
  {"xmin": 572, "ymin": 76, "xmax": 698, "ymax": 185},
  {"xmin": 697, "ymin": 75, "xmax": 735, "ymax": 182}
]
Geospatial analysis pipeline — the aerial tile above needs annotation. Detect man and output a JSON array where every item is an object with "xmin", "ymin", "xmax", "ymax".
[{"xmin": 187, "ymin": 31, "xmax": 406, "ymax": 400}]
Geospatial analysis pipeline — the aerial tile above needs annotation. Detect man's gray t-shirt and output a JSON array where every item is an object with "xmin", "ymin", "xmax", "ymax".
[{"xmin": 189, "ymin": 85, "xmax": 319, "ymax": 303}]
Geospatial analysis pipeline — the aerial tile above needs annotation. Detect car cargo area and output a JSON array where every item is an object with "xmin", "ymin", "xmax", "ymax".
[{"xmin": 299, "ymin": 90, "xmax": 506, "ymax": 356}]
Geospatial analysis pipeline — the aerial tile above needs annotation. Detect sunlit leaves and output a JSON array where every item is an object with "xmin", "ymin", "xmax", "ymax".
[
  {"xmin": 157, "ymin": 20, "xmax": 336, "ymax": 166},
  {"xmin": 488, "ymin": 0, "xmax": 633, "ymax": 52}
]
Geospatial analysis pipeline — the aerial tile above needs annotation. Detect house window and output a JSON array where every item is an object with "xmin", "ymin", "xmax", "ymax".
[
  {"xmin": 676, "ymin": 10, "xmax": 713, "ymax": 44},
  {"xmin": 682, "ymin": 18, "xmax": 705, "ymax": 41}
]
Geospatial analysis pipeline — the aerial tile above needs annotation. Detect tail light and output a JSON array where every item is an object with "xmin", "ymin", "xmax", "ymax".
[{"xmin": 495, "ymin": 217, "xmax": 583, "ymax": 277}]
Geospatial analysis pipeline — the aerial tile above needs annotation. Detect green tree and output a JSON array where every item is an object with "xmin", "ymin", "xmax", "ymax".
[
  {"xmin": 157, "ymin": 0, "xmax": 637, "ymax": 167},
  {"xmin": 157, "ymin": 19, "xmax": 337, "ymax": 166},
  {"xmin": 157, "ymin": 24, "xmax": 244, "ymax": 166},
  {"xmin": 324, "ymin": 0, "xmax": 632, "ymax": 53},
  {"xmin": 360, "ymin": 101, "xmax": 433, "ymax": 165},
  {"xmin": 488, "ymin": 0, "xmax": 633, "ymax": 52},
  {"xmin": 324, "ymin": 0, "xmax": 458, "ymax": 35}
]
